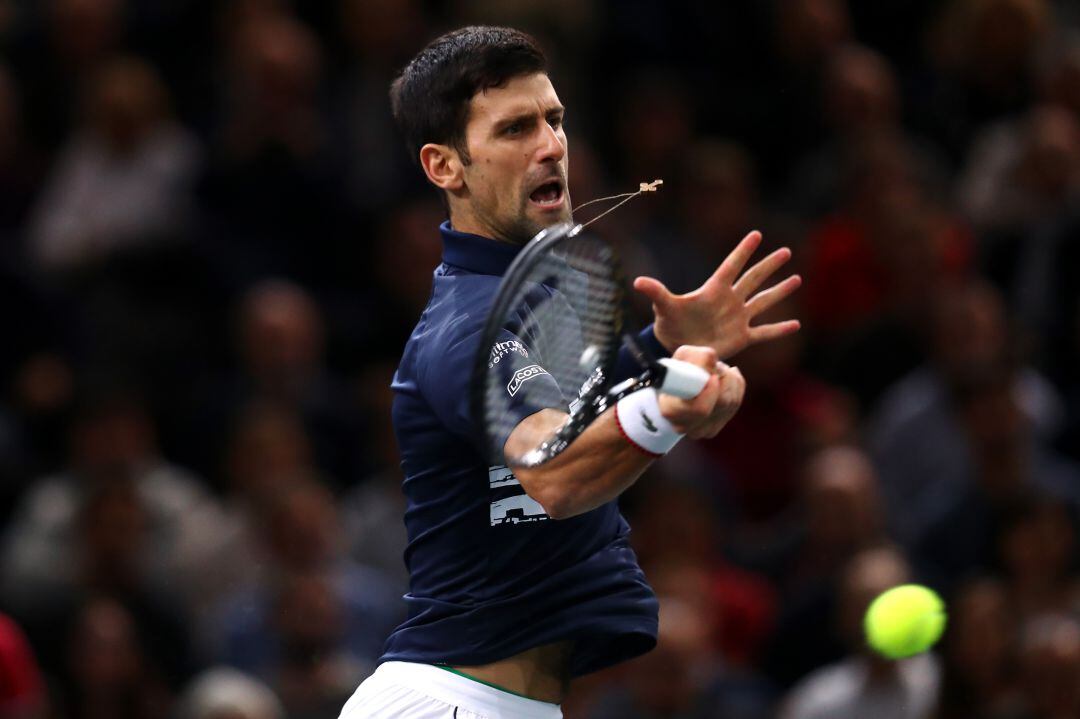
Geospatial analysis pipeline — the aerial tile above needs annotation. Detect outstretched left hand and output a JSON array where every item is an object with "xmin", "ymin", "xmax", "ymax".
[{"xmin": 634, "ymin": 230, "xmax": 802, "ymax": 360}]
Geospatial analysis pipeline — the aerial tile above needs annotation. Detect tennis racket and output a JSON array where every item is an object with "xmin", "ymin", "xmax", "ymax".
[{"xmin": 472, "ymin": 222, "xmax": 710, "ymax": 468}]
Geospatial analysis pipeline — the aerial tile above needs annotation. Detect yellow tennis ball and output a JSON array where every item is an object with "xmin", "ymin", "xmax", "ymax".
[{"xmin": 864, "ymin": 584, "xmax": 947, "ymax": 659}]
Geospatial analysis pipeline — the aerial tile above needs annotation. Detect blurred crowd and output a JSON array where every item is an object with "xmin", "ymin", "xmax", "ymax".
[{"xmin": 0, "ymin": 0, "xmax": 1079, "ymax": 717}]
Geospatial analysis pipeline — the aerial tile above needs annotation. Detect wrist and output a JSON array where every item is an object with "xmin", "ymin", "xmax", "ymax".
[
  {"xmin": 651, "ymin": 323, "xmax": 677, "ymax": 355},
  {"xmin": 614, "ymin": 388, "xmax": 684, "ymax": 457}
]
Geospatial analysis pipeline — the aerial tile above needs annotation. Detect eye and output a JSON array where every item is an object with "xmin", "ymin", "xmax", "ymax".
[
  {"xmin": 548, "ymin": 115, "xmax": 563, "ymax": 130},
  {"xmin": 504, "ymin": 122, "xmax": 523, "ymax": 136}
]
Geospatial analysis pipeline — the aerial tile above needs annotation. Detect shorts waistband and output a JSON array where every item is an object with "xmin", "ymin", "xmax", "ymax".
[{"xmin": 374, "ymin": 661, "xmax": 562, "ymax": 719}]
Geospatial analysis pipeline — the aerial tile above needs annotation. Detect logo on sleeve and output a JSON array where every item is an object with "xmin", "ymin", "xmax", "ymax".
[
  {"xmin": 507, "ymin": 364, "xmax": 549, "ymax": 396},
  {"xmin": 488, "ymin": 340, "xmax": 528, "ymax": 368}
]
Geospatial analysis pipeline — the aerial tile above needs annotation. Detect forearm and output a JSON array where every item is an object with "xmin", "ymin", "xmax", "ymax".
[{"xmin": 507, "ymin": 408, "xmax": 655, "ymax": 520}]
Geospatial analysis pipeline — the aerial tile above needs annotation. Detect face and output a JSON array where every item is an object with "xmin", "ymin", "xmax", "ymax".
[{"xmin": 455, "ymin": 72, "xmax": 571, "ymax": 242}]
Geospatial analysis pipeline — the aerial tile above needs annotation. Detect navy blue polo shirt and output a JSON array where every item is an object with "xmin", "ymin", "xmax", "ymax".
[{"xmin": 382, "ymin": 222, "xmax": 664, "ymax": 677}]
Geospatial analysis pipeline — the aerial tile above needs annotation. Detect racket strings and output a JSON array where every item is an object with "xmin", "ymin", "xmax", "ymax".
[
  {"xmin": 575, "ymin": 179, "xmax": 663, "ymax": 229},
  {"xmin": 484, "ymin": 233, "xmax": 623, "ymax": 464}
]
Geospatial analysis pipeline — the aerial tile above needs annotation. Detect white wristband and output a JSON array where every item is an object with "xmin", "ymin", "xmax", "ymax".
[{"xmin": 615, "ymin": 388, "xmax": 683, "ymax": 457}]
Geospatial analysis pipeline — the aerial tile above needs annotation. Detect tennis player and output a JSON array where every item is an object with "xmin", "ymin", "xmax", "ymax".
[{"xmin": 340, "ymin": 26, "xmax": 801, "ymax": 719}]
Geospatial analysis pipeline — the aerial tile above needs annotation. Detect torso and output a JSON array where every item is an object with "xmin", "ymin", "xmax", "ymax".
[{"xmin": 452, "ymin": 640, "xmax": 574, "ymax": 704}]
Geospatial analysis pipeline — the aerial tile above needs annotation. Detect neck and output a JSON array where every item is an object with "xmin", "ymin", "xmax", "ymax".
[
  {"xmin": 450, "ymin": 216, "xmax": 512, "ymax": 244},
  {"xmin": 447, "ymin": 200, "xmax": 526, "ymax": 245}
]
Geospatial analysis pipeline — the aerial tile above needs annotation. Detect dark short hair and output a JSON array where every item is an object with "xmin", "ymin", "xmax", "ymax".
[{"xmin": 390, "ymin": 26, "xmax": 546, "ymax": 165}]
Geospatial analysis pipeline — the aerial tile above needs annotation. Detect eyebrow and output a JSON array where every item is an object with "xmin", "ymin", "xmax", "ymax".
[{"xmin": 491, "ymin": 105, "xmax": 565, "ymax": 133}]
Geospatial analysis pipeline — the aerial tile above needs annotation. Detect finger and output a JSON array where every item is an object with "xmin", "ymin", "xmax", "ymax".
[
  {"xmin": 746, "ymin": 274, "xmax": 802, "ymax": 316},
  {"xmin": 633, "ymin": 276, "xmax": 676, "ymax": 312},
  {"xmin": 688, "ymin": 367, "xmax": 746, "ymax": 439},
  {"xmin": 710, "ymin": 230, "xmax": 762, "ymax": 286},
  {"xmin": 747, "ymin": 319, "xmax": 802, "ymax": 345},
  {"xmin": 670, "ymin": 344, "xmax": 719, "ymax": 372},
  {"xmin": 732, "ymin": 247, "xmax": 793, "ymax": 299},
  {"xmin": 660, "ymin": 374, "xmax": 721, "ymax": 427}
]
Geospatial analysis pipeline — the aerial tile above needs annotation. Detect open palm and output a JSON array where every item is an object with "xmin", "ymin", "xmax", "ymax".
[{"xmin": 634, "ymin": 230, "xmax": 802, "ymax": 360}]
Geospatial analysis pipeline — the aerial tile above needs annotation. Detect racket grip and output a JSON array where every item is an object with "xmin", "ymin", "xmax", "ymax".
[{"xmin": 657, "ymin": 358, "xmax": 711, "ymax": 399}]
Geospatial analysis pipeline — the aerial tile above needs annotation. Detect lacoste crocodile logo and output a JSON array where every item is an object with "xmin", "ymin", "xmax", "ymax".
[{"xmin": 641, "ymin": 411, "xmax": 658, "ymax": 433}]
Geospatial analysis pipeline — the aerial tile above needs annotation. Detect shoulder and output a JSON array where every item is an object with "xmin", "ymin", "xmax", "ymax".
[{"xmin": 414, "ymin": 270, "xmax": 501, "ymax": 386}]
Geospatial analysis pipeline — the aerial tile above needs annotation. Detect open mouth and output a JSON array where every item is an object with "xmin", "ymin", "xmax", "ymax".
[{"xmin": 528, "ymin": 180, "xmax": 565, "ymax": 210}]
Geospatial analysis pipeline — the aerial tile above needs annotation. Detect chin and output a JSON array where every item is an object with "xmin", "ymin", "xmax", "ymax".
[{"xmin": 533, "ymin": 207, "xmax": 573, "ymax": 228}]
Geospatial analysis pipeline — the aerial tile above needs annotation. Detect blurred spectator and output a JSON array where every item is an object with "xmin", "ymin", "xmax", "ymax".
[
  {"xmin": 334, "ymin": 198, "xmax": 446, "ymax": 364},
  {"xmin": 639, "ymin": 139, "xmax": 764, "ymax": 295},
  {"xmin": 10, "ymin": 0, "xmax": 128, "ymax": 149},
  {"xmin": 56, "ymin": 596, "xmax": 172, "ymax": 719},
  {"xmin": 778, "ymin": 546, "xmax": 941, "ymax": 719},
  {"xmin": 785, "ymin": 44, "xmax": 900, "ymax": 216},
  {"xmin": 0, "ymin": 613, "xmax": 47, "ymax": 719},
  {"xmin": 698, "ymin": 296, "xmax": 855, "ymax": 525},
  {"xmin": 175, "ymin": 667, "xmax": 284, "ymax": 719},
  {"xmin": 341, "ymin": 363, "xmax": 408, "ymax": 590},
  {"xmin": 996, "ymin": 497, "xmax": 1080, "ymax": 620},
  {"xmin": 934, "ymin": 578, "xmax": 1024, "ymax": 719},
  {"xmin": 909, "ymin": 363, "xmax": 1080, "ymax": 592},
  {"xmin": 209, "ymin": 479, "xmax": 402, "ymax": 691},
  {"xmin": 959, "ymin": 103, "xmax": 1080, "ymax": 236},
  {"xmin": 26, "ymin": 55, "xmax": 202, "ymax": 274},
  {"xmin": 1014, "ymin": 613, "xmax": 1080, "ymax": 718},
  {"xmin": 786, "ymin": 43, "xmax": 951, "ymax": 220},
  {"xmin": 921, "ymin": 0, "xmax": 1053, "ymax": 159},
  {"xmin": 334, "ymin": 0, "xmax": 430, "ymax": 213},
  {"xmin": 959, "ymin": 102, "xmax": 1080, "ymax": 383},
  {"xmin": 0, "ymin": 387, "xmax": 219, "ymax": 622},
  {"xmin": 765, "ymin": 446, "xmax": 888, "ymax": 686},
  {"xmin": 629, "ymin": 480, "xmax": 778, "ymax": 669},
  {"xmin": 609, "ymin": 68, "xmax": 695, "ymax": 209},
  {"xmin": 1033, "ymin": 31, "xmax": 1080, "ymax": 119},
  {"xmin": 586, "ymin": 595, "xmax": 774, "ymax": 719},
  {"xmin": 747, "ymin": 0, "xmax": 853, "ymax": 189},
  {"xmin": 271, "ymin": 569, "xmax": 368, "ymax": 718},
  {"xmin": 801, "ymin": 131, "xmax": 973, "ymax": 406},
  {"xmin": 185, "ymin": 279, "xmax": 365, "ymax": 489},
  {"xmin": 179, "ymin": 400, "xmax": 319, "ymax": 649},
  {"xmin": 868, "ymin": 278, "xmax": 1069, "ymax": 549},
  {"xmin": 199, "ymin": 6, "xmax": 347, "ymax": 287}
]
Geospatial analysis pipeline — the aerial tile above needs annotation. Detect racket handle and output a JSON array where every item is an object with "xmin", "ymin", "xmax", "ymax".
[{"xmin": 657, "ymin": 358, "xmax": 711, "ymax": 399}]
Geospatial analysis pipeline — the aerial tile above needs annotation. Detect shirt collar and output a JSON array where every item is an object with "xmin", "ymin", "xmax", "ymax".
[{"xmin": 440, "ymin": 221, "xmax": 523, "ymax": 276}]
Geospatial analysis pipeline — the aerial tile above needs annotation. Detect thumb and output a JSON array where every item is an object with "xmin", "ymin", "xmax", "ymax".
[{"xmin": 633, "ymin": 276, "xmax": 675, "ymax": 311}]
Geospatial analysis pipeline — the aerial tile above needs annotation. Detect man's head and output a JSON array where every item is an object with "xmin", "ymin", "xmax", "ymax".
[{"xmin": 390, "ymin": 26, "xmax": 572, "ymax": 243}]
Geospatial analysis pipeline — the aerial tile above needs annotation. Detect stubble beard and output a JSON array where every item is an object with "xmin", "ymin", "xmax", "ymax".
[{"xmin": 500, "ymin": 189, "xmax": 574, "ymax": 245}]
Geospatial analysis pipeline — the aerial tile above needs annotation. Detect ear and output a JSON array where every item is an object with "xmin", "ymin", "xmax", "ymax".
[{"xmin": 419, "ymin": 143, "xmax": 465, "ymax": 192}]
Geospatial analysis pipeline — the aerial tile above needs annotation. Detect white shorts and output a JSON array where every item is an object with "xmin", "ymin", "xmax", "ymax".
[{"xmin": 338, "ymin": 661, "xmax": 563, "ymax": 719}]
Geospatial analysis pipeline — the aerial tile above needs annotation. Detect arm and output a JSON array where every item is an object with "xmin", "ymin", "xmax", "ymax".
[{"xmin": 507, "ymin": 345, "xmax": 745, "ymax": 520}]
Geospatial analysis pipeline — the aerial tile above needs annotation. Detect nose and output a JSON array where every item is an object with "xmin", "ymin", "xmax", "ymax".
[{"xmin": 536, "ymin": 121, "xmax": 565, "ymax": 164}]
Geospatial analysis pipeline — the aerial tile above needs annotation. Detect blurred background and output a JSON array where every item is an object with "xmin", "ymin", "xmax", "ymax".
[{"xmin": 0, "ymin": 0, "xmax": 1079, "ymax": 717}]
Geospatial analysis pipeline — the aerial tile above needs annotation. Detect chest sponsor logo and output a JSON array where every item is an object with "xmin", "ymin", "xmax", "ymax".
[
  {"xmin": 487, "ymin": 465, "xmax": 549, "ymax": 526},
  {"xmin": 490, "ymin": 495, "xmax": 549, "ymax": 525},
  {"xmin": 507, "ymin": 364, "xmax": 549, "ymax": 397},
  {"xmin": 488, "ymin": 340, "xmax": 528, "ymax": 368},
  {"xmin": 488, "ymin": 465, "xmax": 519, "ymax": 489}
]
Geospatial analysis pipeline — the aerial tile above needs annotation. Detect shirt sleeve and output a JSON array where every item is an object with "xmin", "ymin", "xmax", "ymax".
[
  {"xmin": 611, "ymin": 325, "xmax": 670, "ymax": 383},
  {"xmin": 482, "ymin": 328, "xmax": 568, "ymax": 457},
  {"xmin": 418, "ymin": 324, "xmax": 567, "ymax": 462}
]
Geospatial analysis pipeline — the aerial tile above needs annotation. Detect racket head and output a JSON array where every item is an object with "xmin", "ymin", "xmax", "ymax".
[{"xmin": 472, "ymin": 222, "xmax": 626, "ymax": 467}]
